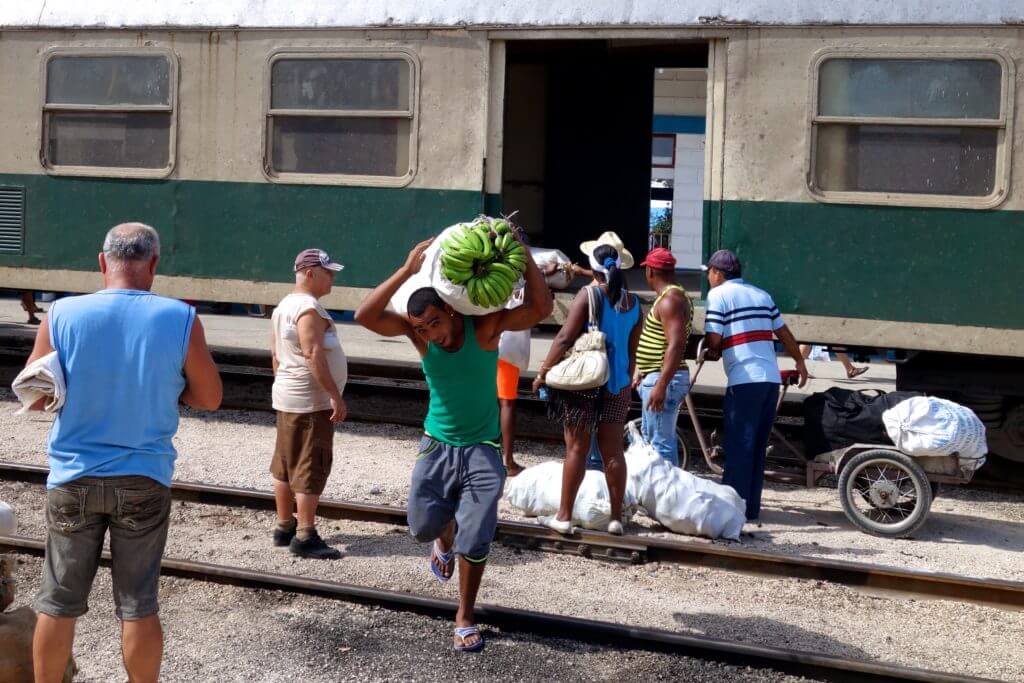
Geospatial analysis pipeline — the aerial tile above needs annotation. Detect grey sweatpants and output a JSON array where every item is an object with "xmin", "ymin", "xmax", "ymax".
[{"xmin": 407, "ymin": 436, "xmax": 506, "ymax": 562}]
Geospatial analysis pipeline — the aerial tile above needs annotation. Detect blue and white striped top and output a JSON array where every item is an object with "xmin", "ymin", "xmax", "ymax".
[{"xmin": 704, "ymin": 279, "xmax": 784, "ymax": 386}]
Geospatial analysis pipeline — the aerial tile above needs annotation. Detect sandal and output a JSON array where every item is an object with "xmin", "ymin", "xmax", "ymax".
[
  {"xmin": 430, "ymin": 541, "xmax": 454, "ymax": 583},
  {"xmin": 846, "ymin": 366, "xmax": 869, "ymax": 379},
  {"xmin": 453, "ymin": 625, "xmax": 485, "ymax": 653}
]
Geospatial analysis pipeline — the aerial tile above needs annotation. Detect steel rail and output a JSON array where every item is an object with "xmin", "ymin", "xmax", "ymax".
[
  {"xmin": 2, "ymin": 461, "xmax": 1022, "ymax": 610},
  {"xmin": 0, "ymin": 534, "xmax": 993, "ymax": 683}
]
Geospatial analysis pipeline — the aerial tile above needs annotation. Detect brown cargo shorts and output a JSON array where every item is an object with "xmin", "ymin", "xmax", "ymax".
[{"xmin": 271, "ymin": 410, "xmax": 334, "ymax": 495}]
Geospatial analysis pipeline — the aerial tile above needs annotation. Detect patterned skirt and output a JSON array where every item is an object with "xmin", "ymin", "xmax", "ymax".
[{"xmin": 546, "ymin": 385, "xmax": 632, "ymax": 428}]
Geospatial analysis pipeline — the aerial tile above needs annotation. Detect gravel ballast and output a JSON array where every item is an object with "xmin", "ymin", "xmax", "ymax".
[{"xmin": 4, "ymin": 555, "xmax": 815, "ymax": 682}]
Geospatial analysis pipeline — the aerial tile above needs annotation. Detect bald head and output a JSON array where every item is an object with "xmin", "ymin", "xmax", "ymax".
[{"xmin": 102, "ymin": 222, "xmax": 161, "ymax": 273}]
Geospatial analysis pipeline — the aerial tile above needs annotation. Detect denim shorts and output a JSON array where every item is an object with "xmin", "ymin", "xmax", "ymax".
[
  {"xmin": 407, "ymin": 436, "xmax": 505, "ymax": 562},
  {"xmin": 35, "ymin": 475, "xmax": 171, "ymax": 620}
]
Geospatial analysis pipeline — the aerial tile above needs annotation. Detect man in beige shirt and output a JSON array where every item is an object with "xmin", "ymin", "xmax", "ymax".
[{"xmin": 270, "ymin": 249, "xmax": 349, "ymax": 559}]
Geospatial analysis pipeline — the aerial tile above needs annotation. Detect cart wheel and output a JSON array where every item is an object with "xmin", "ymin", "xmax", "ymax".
[
  {"xmin": 838, "ymin": 450, "xmax": 933, "ymax": 538},
  {"xmin": 624, "ymin": 418, "xmax": 688, "ymax": 470}
]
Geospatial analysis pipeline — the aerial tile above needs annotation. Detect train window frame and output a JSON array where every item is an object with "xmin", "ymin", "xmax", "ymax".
[
  {"xmin": 39, "ymin": 47, "xmax": 179, "ymax": 179},
  {"xmin": 262, "ymin": 48, "xmax": 420, "ymax": 188},
  {"xmin": 806, "ymin": 49, "xmax": 1015, "ymax": 210}
]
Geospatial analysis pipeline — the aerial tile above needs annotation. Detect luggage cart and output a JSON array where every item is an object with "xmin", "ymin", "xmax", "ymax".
[{"xmin": 806, "ymin": 444, "xmax": 977, "ymax": 538}]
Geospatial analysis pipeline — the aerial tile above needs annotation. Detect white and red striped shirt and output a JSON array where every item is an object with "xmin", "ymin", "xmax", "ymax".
[{"xmin": 704, "ymin": 278, "xmax": 784, "ymax": 386}]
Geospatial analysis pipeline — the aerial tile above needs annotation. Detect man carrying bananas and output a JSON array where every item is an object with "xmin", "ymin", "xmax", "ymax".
[{"xmin": 355, "ymin": 233, "xmax": 552, "ymax": 653}]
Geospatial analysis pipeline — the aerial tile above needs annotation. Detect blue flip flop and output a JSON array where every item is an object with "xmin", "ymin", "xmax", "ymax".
[
  {"xmin": 453, "ymin": 625, "xmax": 485, "ymax": 653},
  {"xmin": 430, "ymin": 541, "xmax": 454, "ymax": 584}
]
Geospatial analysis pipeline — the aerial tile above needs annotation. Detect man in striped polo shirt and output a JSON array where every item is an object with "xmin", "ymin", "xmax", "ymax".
[{"xmin": 702, "ymin": 250, "xmax": 808, "ymax": 521}]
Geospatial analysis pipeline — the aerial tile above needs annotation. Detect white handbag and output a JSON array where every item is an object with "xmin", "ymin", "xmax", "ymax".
[{"xmin": 544, "ymin": 287, "xmax": 609, "ymax": 391}]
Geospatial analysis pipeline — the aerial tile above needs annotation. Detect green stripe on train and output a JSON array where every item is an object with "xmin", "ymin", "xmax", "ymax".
[
  {"xmin": 0, "ymin": 174, "xmax": 484, "ymax": 289},
  {"xmin": 0, "ymin": 171, "xmax": 1015, "ymax": 330},
  {"xmin": 705, "ymin": 199, "xmax": 1022, "ymax": 330}
]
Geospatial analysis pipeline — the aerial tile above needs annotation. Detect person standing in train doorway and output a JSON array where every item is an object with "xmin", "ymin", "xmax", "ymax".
[
  {"xmin": 702, "ymin": 249, "xmax": 808, "ymax": 521},
  {"xmin": 355, "ymin": 235, "xmax": 551, "ymax": 652},
  {"xmin": 269, "ymin": 249, "xmax": 349, "ymax": 559},
  {"xmin": 633, "ymin": 247, "xmax": 693, "ymax": 466}
]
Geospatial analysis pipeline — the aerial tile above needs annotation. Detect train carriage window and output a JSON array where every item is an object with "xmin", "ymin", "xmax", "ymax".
[
  {"xmin": 42, "ymin": 52, "xmax": 176, "ymax": 176},
  {"xmin": 809, "ymin": 55, "xmax": 1013, "ymax": 208},
  {"xmin": 266, "ymin": 53, "xmax": 417, "ymax": 185}
]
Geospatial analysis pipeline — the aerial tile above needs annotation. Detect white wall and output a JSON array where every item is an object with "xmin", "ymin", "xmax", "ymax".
[
  {"xmin": 654, "ymin": 68, "xmax": 706, "ymax": 116},
  {"xmin": 670, "ymin": 133, "xmax": 705, "ymax": 269}
]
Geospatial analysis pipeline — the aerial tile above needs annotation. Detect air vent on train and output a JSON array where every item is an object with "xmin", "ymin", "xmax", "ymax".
[{"xmin": 0, "ymin": 186, "xmax": 25, "ymax": 254}]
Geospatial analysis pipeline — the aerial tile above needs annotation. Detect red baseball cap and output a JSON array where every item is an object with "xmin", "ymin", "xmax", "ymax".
[{"xmin": 640, "ymin": 247, "xmax": 676, "ymax": 270}]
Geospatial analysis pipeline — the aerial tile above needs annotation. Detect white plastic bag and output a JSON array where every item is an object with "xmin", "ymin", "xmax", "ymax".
[
  {"xmin": 530, "ymin": 247, "xmax": 572, "ymax": 289},
  {"xmin": 498, "ymin": 330, "xmax": 531, "ymax": 372},
  {"xmin": 431, "ymin": 223, "xmax": 518, "ymax": 316},
  {"xmin": 504, "ymin": 461, "xmax": 637, "ymax": 530},
  {"xmin": 882, "ymin": 397, "xmax": 987, "ymax": 468},
  {"xmin": 625, "ymin": 425, "xmax": 746, "ymax": 540},
  {"xmin": 0, "ymin": 500, "xmax": 15, "ymax": 535},
  {"xmin": 390, "ymin": 237, "xmax": 441, "ymax": 316},
  {"xmin": 498, "ymin": 289, "xmax": 531, "ymax": 371}
]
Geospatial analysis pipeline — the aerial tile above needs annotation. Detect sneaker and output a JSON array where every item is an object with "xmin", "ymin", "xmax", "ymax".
[
  {"xmin": 289, "ymin": 530, "xmax": 342, "ymax": 560},
  {"xmin": 272, "ymin": 524, "xmax": 296, "ymax": 547}
]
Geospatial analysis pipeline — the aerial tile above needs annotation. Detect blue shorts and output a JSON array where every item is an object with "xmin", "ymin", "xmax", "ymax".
[{"xmin": 407, "ymin": 436, "xmax": 505, "ymax": 562}]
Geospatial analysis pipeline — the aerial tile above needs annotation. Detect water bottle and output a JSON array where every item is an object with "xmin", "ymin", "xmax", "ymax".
[{"xmin": 538, "ymin": 384, "xmax": 550, "ymax": 401}]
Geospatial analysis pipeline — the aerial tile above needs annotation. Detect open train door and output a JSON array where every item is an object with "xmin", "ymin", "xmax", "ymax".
[{"xmin": 493, "ymin": 39, "xmax": 710, "ymax": 274}]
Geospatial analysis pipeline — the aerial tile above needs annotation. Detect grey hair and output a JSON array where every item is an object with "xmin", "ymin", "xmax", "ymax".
[{"xmin": 102, "ymin": 222, "xmax": 161, "ymax": 272}]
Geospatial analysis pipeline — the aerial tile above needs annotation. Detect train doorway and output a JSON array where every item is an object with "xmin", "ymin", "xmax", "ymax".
[{"xmin": 500, "ymin": 40, "xmax": 708, "ymax": 274}]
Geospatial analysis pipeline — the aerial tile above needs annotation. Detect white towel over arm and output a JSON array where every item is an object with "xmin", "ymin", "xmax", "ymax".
[{"xmin": 11, "ymin": 351, "xmax": 66, "ymax": 415}]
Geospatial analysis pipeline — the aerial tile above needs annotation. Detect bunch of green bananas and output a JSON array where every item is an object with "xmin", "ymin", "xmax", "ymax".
[{"xmin": 439, "ymin": 217, "xmax": 528, "ymax": 307}]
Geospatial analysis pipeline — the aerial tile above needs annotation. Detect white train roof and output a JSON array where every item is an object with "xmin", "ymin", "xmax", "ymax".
[{"xmin": 3, "ymin": 1, "xmax": 1023, "ymax": 29}]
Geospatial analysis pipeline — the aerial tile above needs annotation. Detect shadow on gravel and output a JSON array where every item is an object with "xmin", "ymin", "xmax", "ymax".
[
  {"xmin": 671, "ymin": 611, "xmax": 874, "ymax": 661},
  {"xmin": 320, "ymin": 528, "xmax": 550, "ymax": 569},
  {"xmin": 755, "ymin": 498, "xmax": 1024, "ymax": 552}
]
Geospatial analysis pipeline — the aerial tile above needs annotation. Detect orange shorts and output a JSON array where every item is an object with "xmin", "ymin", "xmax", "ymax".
[{"xmin": 497, "ymin": 359, "xmax": 520, "ymax": 401}]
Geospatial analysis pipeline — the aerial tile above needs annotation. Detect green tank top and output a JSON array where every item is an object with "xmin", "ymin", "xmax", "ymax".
[{"xmin": 422, "ymin": 316, "xmax": 500, "ymax": 446}]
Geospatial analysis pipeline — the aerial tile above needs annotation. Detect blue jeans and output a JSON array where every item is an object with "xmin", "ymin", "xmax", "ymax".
[
  {"xmin": 721, "ymin": 382, "xmax": 780, "ymax": 521},
  {"xmin": 639, "ymin": 370, "xmax": 690, "ymax": 467}
]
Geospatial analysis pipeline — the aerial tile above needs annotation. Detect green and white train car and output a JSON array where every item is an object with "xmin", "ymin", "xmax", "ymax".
[{"xmin": 0, "ymin": 2, "xmax": 1022, "ymax": 459}]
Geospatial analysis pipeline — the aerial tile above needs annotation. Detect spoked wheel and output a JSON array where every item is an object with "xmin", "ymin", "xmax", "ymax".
[
  {"xmin": 838, "ymin": 450, "xmax": 933, "ymax": 538},
  {"xmin": 624, "ymin": 418, "xmax": 688, "ymax": 470}
]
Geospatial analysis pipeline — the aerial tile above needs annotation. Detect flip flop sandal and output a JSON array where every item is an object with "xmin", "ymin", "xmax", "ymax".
[
  {"xmin": 453, "ymin": 625, "xmax": 485, "ymax": 653},
  {"xmin": 847, "ymin": 366, "xmax": 869, "ymax": 379},
  {"xmin": 430, "ymin": 541, "xmax": 454, "ymax": 584}
]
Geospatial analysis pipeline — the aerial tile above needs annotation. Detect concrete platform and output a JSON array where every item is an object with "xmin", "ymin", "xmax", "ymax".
[{"xmin": 0, "ymin": 296, "xmax": 895, "ymax": 404}]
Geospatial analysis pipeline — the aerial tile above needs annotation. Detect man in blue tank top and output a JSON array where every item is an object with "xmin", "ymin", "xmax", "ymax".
[
  {"xmin": 356, "ymin": 235, "xmax": 551, "ymax": 653},
  {"xmin": 23, "ymin": 223, "xmax": 222, "ymax": 683}
]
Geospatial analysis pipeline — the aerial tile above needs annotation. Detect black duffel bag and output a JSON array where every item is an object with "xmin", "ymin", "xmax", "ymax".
[{"xmin": 802, "ymin": 388, "xmax": 922, "ymax": 457}]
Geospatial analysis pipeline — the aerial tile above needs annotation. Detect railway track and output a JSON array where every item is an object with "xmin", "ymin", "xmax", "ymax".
[
  {"xmin": 0, "ymin": 533, "xmax": 993, "ymax": 683},
  {"xmin": 2, "ymin": 461, "xmax": 1021, "ymax": 611}
]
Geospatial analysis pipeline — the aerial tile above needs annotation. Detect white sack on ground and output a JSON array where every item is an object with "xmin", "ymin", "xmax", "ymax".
[
  {"xmin": 882, "ymin": 396, "xmax": 987, "ymax": 468},
  {"xmin": 624, "ymin": 435, "xmax": 746, "ymax": 540},
  {"xmin": 0, "ymin": 501, "xmax": 15, "ymax": 536},
  {"xmin": 504, "ymin": 461, "xmax": 637, "ymax": 530}
]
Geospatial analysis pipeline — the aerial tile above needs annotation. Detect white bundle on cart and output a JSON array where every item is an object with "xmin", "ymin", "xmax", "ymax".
[
  {"xmin": 505, "ymin": 461, "xmax": 637, "ymax": 530},
  {"xmin": 624, "ymin": 429, "xmax": 746, "ymax": 540},
  {"xmin": 882, "ymin": 396, "xmax": 987, "ymax": 469}
]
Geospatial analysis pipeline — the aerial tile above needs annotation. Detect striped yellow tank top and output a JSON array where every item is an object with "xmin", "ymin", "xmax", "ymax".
[{"xmin": 636, "ymin": 284, "xmax": 693, "ymax": 375}]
